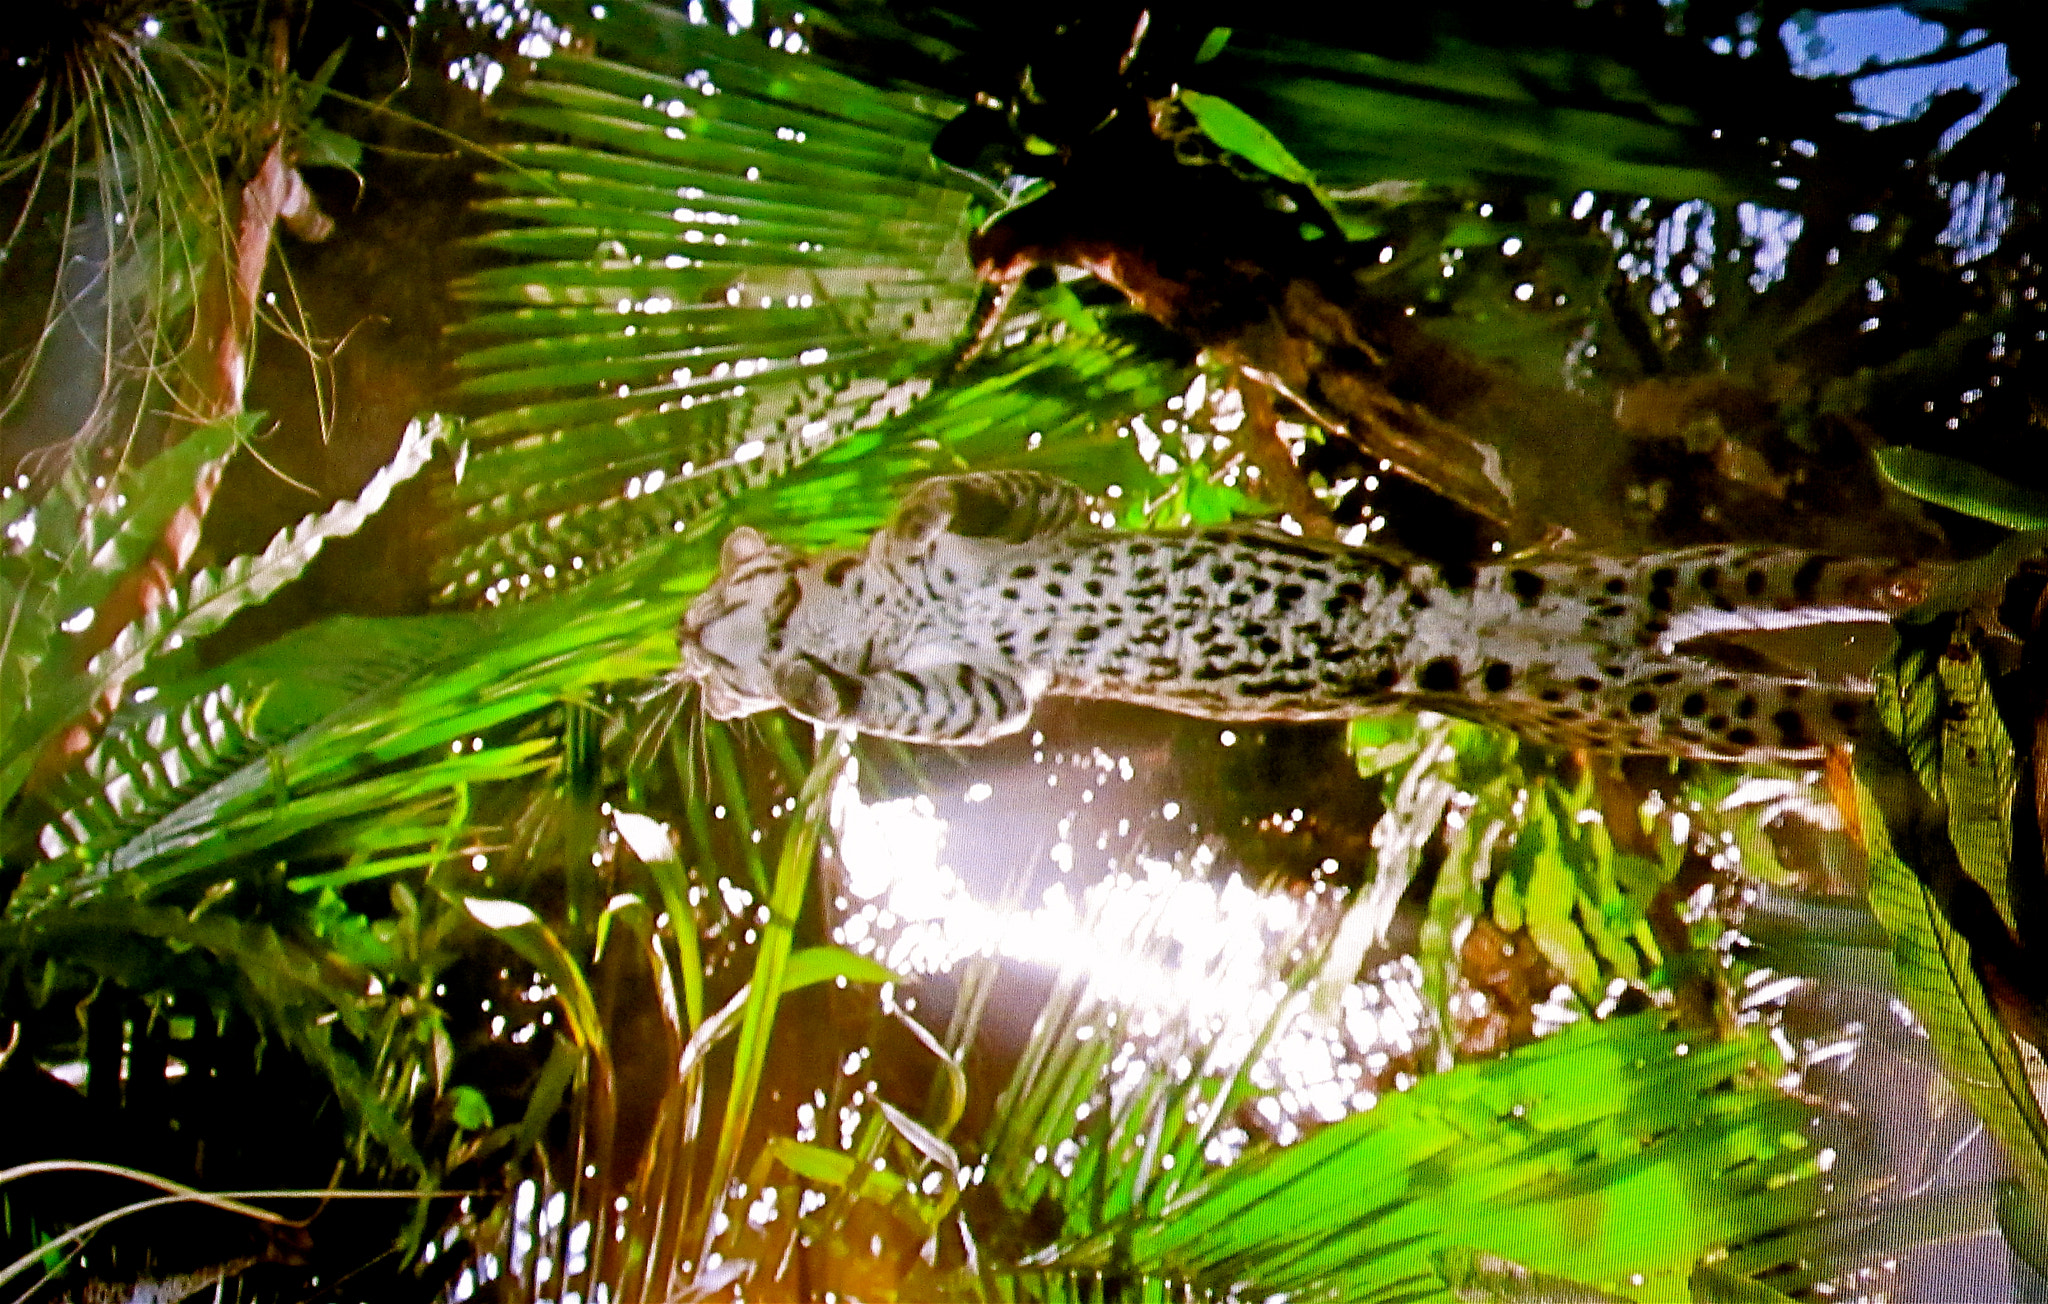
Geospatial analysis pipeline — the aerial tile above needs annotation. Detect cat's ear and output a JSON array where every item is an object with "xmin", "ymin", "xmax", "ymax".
[
  {"xmin": 886, "ymin": 479, "xmax": 956, "ymax": 549},
  {"xmin": 720, "ymin": 526, "xmax": 769, "ymax": 571}
]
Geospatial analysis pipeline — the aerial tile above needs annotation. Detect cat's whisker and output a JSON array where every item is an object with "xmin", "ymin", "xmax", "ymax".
[
  {"xmin": 686, "ymin": 697, "xmax": 712, "ymax": 798},
  {"xmin": 625, "ymin": 675, "xmax": 690, "ymax": 773}
]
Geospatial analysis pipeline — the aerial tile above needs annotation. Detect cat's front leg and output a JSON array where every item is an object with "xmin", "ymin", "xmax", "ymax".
[
  {"xmin": 769, "ymin": 653, "xmax": 1034, "ymax": 745},
  {"xmin": 769, "ymin": 652, "xmax": 865, "ymax": 727}
]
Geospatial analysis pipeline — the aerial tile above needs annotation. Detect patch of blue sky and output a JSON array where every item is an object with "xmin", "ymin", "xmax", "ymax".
[
  {"xmin": 1646, "ymin": 199, "xmax": 1719, "ymax": 313},
  {"xmin": 1737, "ymin": 203, "xmax": 1805, "ymax": 292},
  {"xmin": 1780, "ymin": 7, "xmax": 2015, "ymax": 154},
  {"xmin": 1938, "ymin": 170, "xmax": 2011, "ymax": 263},
  {"xmin": 1778, "ymin": 7, "xmax": 2016, "ymax": 262},
  {"xmin": 1852, "ymin": 44, "xmax": 2012, "ymax": 154},
  {"xmin": 1781, "ymin": 6, "xmax": 1949, "ymax": 76}
]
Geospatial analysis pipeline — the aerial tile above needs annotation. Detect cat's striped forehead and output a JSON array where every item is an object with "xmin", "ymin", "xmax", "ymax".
[
  {"xmin": 674, "ymin": 526, "xmax": 809, "ymax": 725},
  {"xmin": 685, "ymin": 540, "xmax": 800, "ymax": 638}
]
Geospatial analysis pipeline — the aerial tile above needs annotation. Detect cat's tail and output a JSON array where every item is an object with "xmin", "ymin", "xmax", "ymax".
[
  {"xmin": 1454, "ymin": 545, "xmax": 1933, "ymax": 762},
  {"xmin": 1490, "ymin": 545, "xmax": 1935, "ymax": 653},
  {"xmin": 1463, "ymin": 658, "xmax": 1870, "ymax": 763}
]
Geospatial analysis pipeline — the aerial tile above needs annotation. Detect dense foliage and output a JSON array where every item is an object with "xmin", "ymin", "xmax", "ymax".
[{"xmin": 0, "ymin": 0, "xmax": 2041, "ymax": 1300}]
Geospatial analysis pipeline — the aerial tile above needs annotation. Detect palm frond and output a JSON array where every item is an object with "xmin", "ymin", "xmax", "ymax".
[
  {"xmin": 3, "ymin": 415, "xmax": 444, "ymax": 811},
  {"xmin": 16, "ymin": 562, "xmax": 678, "ymax": 913},
  {"xmin": 438, "ymin": 0, "xmax": 986, "ymax": 597},
  {"xmin": 0, "ymin": 412, "xmax": 254, "ymax": 807},
  {"xmin": 1076, "ymin": 1014, "xmax": 1820, "ymax": 1302},
  {"xmin": 38, "ymin": 682, "xmax": 266, "ymax": 860}
]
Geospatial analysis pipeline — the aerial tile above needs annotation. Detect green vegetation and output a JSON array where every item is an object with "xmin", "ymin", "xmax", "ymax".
[{"xmin": 0, "ymin": 0, "xmax": 2041, "ymax": 1299}]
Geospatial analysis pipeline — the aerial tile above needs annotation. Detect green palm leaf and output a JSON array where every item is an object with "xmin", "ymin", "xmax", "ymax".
[
  {"xmin": 439, "ymin": 0, "xmax": 986, "ymax": 597},
  {"xmin": 1094, "ymin": 1015, "xmax": 1818, "ymax": 1301},
  {"xmin": 19, "ymin": 544, "xmax": 681, "ymax": 915},
  {"xmin": 0, "ymin": 414, "xmax": 254, "ymax": 807},
  {"xmin": 1876, "ymin": 447, "xmax": 2048, "ymax": 534},
  {"xmin": 4, "ymin": 416, "xmax": 445, "ymax": 812}
]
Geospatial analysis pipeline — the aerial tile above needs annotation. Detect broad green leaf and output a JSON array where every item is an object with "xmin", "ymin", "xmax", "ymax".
[
  {"xmin": 1517, "ymin": 783, "xmax": 1601, "ymax": 995},
  {"xmin": 1190, "ymin": 31, "xmax": 1777, "ymax": 203},
  {"xmin": 1876, "ymin": 447, "xmax": 2048, "ymax": 530},
  {"xmin": 1860, "ymin": 621, "xmax": 2018, "ymax": 929},
  {"xmin": 450, "ymin": 1085, "xmax": 495, "ymax": 1131},
  {"xmin": 1493, "ymin": 858, "xmax": 1526, "ymax": 934},
  {"xmin": 1193, "ymin": 27, "xmax": 1233, "ymax": 64},
  {"xmin": 782, "ymin": 945, "xmax": 898, "ymax": 992},
  {"xmin": 1552, "ymin": 777, "xmax": 1646, "ymax": 984},
  {"xmin": 1934, "ymin": 641, "xmax": 2017, "ymax": 932},
  {"xmin": 1346, "ymin": 711, "xmax": 1429, "ymax": 777},
  {"xmin": 301, "ymin": 121, "xmax": 364, "ymax": 173},
  {"xmin": 1178, "ymin": 90, "xmax": 1316, "ymax": 186},
  {"xmin": 1857, "ymin": 651, "xmax": 2048, "ymax": 1201},
  {"xmin": 764, "ymin": 1137, "xmax": 858, "ymax": 1187}
]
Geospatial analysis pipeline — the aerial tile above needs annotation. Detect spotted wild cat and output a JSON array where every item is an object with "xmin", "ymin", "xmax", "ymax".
[{"xmin": 678, "ymin": 471, "xmax": 1932, "ymax": 761}]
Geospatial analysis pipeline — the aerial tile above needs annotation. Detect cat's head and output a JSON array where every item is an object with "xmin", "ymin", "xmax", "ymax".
[{"xmin": 679, "ymin": 526, "xmax": 803, "ymax": 720}]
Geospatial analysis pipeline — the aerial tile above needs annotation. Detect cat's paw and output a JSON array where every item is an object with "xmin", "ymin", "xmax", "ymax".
[{"xmin": 771, "ymin": 655, "xmax": 862, "ymax": 721}]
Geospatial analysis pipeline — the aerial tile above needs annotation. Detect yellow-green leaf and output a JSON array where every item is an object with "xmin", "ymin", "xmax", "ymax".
[{"xmin": 1179, "ymin": 91, "xmax": 1316, "ymax": 186}]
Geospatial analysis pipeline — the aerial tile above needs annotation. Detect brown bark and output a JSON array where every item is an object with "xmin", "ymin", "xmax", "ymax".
[
  {"xmin": 31, "ymin": 140, "xmax": 331, "ymax": 790},
  {"xmin": 1236, "ymin": 380, "xmax": 1335, "ymax": 537},
  {"xmin": 976, "ymin": 219, "xmax": 1519, "ymax": 535},
  {"xmin": 970, "ymin": 120, "xmax": 1523, "ymax": 536}
]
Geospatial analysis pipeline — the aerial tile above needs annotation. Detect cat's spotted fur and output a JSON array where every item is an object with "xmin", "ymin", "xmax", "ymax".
[{"xmin": 679, "ymin": 471, "xmax": 1931, "ymax": 761}]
